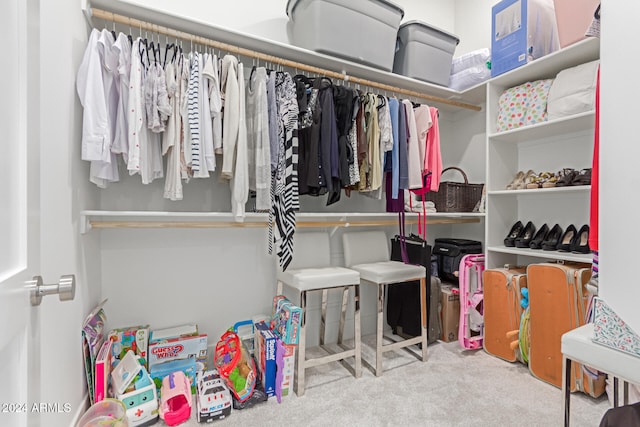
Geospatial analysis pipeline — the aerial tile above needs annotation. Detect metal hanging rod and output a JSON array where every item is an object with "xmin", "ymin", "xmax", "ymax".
[
  {"xmin": 87, "ymin": 217, "xmax": 480, "ymax": 231},
  {"xmin": 88, "ymin": 7, "xmax": 481, "ymax": 112}
]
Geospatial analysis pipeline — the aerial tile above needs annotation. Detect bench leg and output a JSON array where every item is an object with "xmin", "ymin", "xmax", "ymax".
[
  {"xmin": 376, "ymin": 282, "xmax": 385, "ymax": 377},
  {"xmin": 563, "ymin": 356, "xmax": 571, "ymax": 427},
  {"xmin": 338, "ymin": 287, "xmax": 349, "ymax": 345},
  {"xmin": 354, "ymin": 284, "xmax": 362, "ymax": 378},
  {"xmin": 420, "ymin": 277, "xmax": 428, "ymax": 362},
  {"xmin": 624, "ymin": 381, "xmax": 629, "ymax": 406},
  {"xmin": 320, "ymin": 289, "xmax": 329, "ymax": 346},
  {"xmin": 295, "ymin": 290, "xmax": 308, "ymax": 397}
]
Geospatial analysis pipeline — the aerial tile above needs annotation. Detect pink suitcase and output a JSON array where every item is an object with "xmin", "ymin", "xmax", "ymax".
[
  {"xmin": 458, "ymin": 253, "xmax": 485, "ymax": 350},
  {"xmin": 554, "ymin": 0, "xmax": 600, "ymax": 48}
]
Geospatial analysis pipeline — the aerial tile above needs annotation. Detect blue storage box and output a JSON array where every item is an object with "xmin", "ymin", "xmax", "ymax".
[{"xmin": 491, "ymin": 0, "xmax": 560, "ymax": 77}]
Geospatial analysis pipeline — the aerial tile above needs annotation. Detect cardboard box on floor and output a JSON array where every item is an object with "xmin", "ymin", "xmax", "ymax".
[{"xmin": 440, "ymin": 284, "xmax": 460, "ymax": 342}]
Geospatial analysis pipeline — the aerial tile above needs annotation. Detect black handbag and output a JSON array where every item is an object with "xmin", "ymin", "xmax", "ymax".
[{"xmin": 388, "ymin": 235, "xmax": 441, "ymax": 344}]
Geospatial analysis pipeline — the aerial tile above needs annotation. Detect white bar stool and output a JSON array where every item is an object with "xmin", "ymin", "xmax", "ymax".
[
  {"xmin": 342, "ymin": 231, "xmax": 428, "ymax": 376},
  {"xmin": 276, "ymin": 232, "xmax": 362, "ymax": 396},
  {"xmin": 561, "ymin": 323, "xmax": 640, "ymax": 426}
]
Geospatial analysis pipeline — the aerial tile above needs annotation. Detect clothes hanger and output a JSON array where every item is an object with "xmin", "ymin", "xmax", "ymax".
[
  {"xmin": 249, "ymin": 64, "xmax": 257, "ymax": 91},
  {"xmin": 146, "ymin": 40, "xmax": 154, "ymax": 66},
  {"xmin": 153, "ymin": 36, "xmax": 161, "ymax": 65},
  {"xmin": 164, "ymin": 43, "xmax": 175, "ymax": 68},
  {"xmin": 138, "ymin": 37, "xmax": 148, "ymax": 69}
]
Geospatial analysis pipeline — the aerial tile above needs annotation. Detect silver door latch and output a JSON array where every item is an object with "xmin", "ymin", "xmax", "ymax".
[{"xmin": 27, "ymin": 275, "xmax": 76, "ymax": 306}]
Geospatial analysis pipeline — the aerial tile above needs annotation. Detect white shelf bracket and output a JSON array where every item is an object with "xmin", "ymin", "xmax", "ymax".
[
  {"xmin": 80, "ymin": 213, "xmax": 91, "ymax": 235},
  {"xmin": 81, "ymin": 0, "xmax": 94, "ymax": 28}
]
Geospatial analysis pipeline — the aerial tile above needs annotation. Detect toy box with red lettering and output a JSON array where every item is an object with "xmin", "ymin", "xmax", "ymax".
[
  {"xmin": 148, "ymin": 333, "xmax": 208, "ymax": 372},
  {"xmin": 196, "ymin": 370, "xmax": 232, "ymax": 422}
]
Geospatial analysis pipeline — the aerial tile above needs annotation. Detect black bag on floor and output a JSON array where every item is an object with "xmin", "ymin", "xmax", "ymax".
[
  {"xmin": 388, "ymin": 235, "xmax": 441, "ymax": 344},
  {"xmin": 433, "ymin": 238, "xmax": 483, "ymax": 284}
]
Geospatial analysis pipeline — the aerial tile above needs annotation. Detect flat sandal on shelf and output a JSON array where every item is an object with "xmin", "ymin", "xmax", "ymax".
[
  {"xmin": 506, "ymin": 171, "xmax": 525, "ymax": 190},
  {"xmin": 526, "ymin": 171, "xmax": 555, "ymax": 189},
  {"xmin": 571, "ymin": 168, "xmax": 592, "ymax": 186},
  {"xmin": 555, "ymin": 168, "xmax": 577, "ymax": 187}
]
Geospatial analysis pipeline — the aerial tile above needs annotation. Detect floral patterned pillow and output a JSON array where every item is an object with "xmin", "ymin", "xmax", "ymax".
[
  {"xmin": 525, "ymin": 79, "xmax": 553, "ymax": 125},
  {"xmin": 496, "ymin": 82, "xmax": 530, "ymax": 132},
  {"xmin": 496, "ymin": 79, "xmax": 553, "ymax": 132}
]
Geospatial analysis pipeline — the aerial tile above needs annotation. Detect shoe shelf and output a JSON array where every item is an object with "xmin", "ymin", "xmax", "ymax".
[
  {"xmin": 487, "ymin": 245, "xmax": 592, "ymax": 264},
  {"xmin": 489, "ymin": 185, "xmax": 591, "ymax": 196}
]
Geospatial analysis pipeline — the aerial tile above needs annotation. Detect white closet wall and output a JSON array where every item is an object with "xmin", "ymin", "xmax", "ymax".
[
  {"xmin": 454, "ymin": 0, "xmax": 495, "ymax": 56},
  {"xmin": 600, "ymin": 5, "xmax": 640, "ymax": 334}
]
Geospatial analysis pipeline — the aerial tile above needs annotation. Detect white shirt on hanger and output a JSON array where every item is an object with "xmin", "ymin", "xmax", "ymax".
[
  {"xmin": 112, "ymin": 32, "xmax": 132, "ymax": 161},
  {"xmin": 77, "ymin": 29, "xmax": 110, "ymax": 163},
  {"xmin": 221, "ymin": 55, "xmax": 240, "ymax": 180},
  {"xmin": 403, "ymin": 99, "xmax": 423, "ymax": 190},
  {"xmin": 127, "ymin": 37, "xmax": 144, "ymax": 175},
  {"xmin": 231, "ymin": 62, "xmax": 249, "ymax": 222},
  {"xmin": 162, "ymin": 59, "xmax": 183, "ymax": 201},
  {"xmin": 77, "ymin": 29, "xmax": 120, "ymax": 188}
]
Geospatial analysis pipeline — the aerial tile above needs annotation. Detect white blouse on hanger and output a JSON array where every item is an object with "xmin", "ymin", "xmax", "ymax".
[
  {"xmin": 199, "ymin": 52, "xmax": 216, "ymax": 174},
  {"xmin": 246, "ymin": 66, "xmax": 271, "ymax": 211},
  {"xmin": 77, "ymin": 29, "xmax": 120, "ymax": 188},
  {"xmin": 403, "ymin": 99, "xmax": 422, "ymax": 190},
  {"xmin": 231, "ymin": 62, "xmax": 249, "ymax": 222},
  {"xmin": 220, "ymin": 55, "xmax": 239, "ymax": 180},
  {"xmin": 112, "ymin": 32, "xmax": 131, "ymax": 161},
  {"xmin": 162, "ymin": 58, "xmax": 183, "ymax": 200}
]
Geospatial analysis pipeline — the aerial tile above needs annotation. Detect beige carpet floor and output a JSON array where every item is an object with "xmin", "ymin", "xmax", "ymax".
[{"xmin": 178, "ymin": 334, "xmax": 611, "ymax": 427}]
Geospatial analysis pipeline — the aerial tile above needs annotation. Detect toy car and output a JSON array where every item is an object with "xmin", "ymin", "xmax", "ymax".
[
  {"xmin": 196, "ymin": 370, "xmax": 232, "ymax": 422},
  {"xmin": 159, "ymin": 371, "xmax": 192, "ymax": 426},
  {"xmin": 111, "ymin": 350, "xmax": 159, "ymax": 427}
]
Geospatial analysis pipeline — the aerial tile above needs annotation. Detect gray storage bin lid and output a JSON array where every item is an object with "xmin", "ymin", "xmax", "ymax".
[
  {"xmin": 287, "ymin": 0, "xmax": 404, "ymax": 19},
  {"xmin": 399, "ymin": 20, "xmax": 460, "ymax": 46}
]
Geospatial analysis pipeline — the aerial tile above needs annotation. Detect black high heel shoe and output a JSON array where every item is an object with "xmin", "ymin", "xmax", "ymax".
[
  {"xmin": 504, "ymin": 221, "xmax": 524, "ymax": 247},
  {"xmin": 557, "ymin": 224, "xmax": 578, "ymax": 252},
  {"xmin": 541, "ymin": 224, "xmax": 564, "ymax": 251},
  {"xmin": 529, "ymin": 223, "xmax": 549, "ymax": 249},
  {"xmin": 515, "ymin": 221, "xmax": 536, "ymax": 248},
  {"xmin": 571, "ymin": 224, "xmax": 591, "ymax": 254}
]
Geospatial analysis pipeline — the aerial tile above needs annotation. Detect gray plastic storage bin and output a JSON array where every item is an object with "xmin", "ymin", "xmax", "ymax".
[
  {"xmin": 286, "ymin": 0, "xmax": 404, "ymax": 71},
  {"xmin": 393, "ymin": 21, "xmax": 460, "ymax": 86}
]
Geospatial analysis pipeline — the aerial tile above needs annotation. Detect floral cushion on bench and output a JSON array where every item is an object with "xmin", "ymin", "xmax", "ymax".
[{"xmin": 592, "ymin": 297, "xmax": 640, "ymax": 358}]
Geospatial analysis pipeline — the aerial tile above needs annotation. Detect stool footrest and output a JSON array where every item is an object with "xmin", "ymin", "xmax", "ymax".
[
  {"xmin": 305, "ymin": 347, "xmax": 357, "ymax": 369},
  {"xmin": 381, "ymin": 335, "xmax": 423, "ymax": 353}
]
